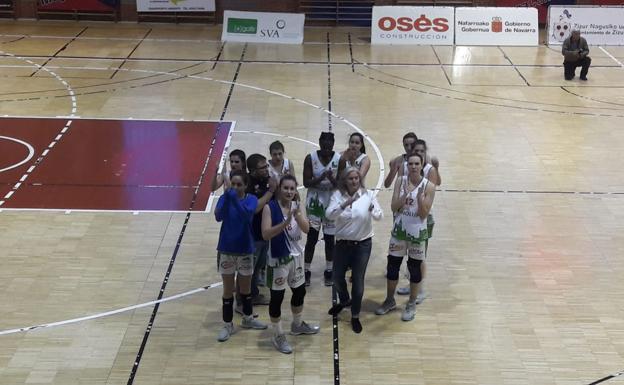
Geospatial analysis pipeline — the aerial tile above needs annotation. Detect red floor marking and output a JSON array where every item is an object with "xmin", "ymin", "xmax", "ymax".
[
  {"xmin": 0, "ymin": 140, "xmax": 31, "ymax": 173},
  {"xmin": 0, "ymin": 120, "xmax": 65, "ymax": 183},
  {"xmin": 0, "ymin": 117, "xmax": 231, "ymax": 211}
]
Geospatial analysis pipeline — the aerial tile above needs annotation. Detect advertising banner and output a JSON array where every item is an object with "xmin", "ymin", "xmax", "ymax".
[
  {"xmin": 37, "ymin": 0, "xmax": 118, "ymax": 12},
  {"xmin": 371, "ymin": 6, "xmax": 455, "ymax": 45},
  {"xmin": 136, "ymin": 0, "xmax": 215, "ymax": 12},
  {"xmin": 548, "ymin": 6, "xmax": 624, "ymax": 45},
  {"xmin": 221, "ymin": 11, "xmax": 305, "ymax": 45},
  {"xmin": 455, "ymin": 7, "xmax": 538, "ymax": 46}
]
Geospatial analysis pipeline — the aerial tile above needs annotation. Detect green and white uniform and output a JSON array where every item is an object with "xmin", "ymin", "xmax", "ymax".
[
  {"xmin": 269, "ymin": 158, "xmax": 291, "ymax": 180},
  {"xmin": 388, "ymin": 176, "xmax": 430, "ymax": 260},
  {"xmin": 305, "ymin": 151, "xmax": 340, "ymax": 235},
  {"xmin": 346, "ymin": 153, "xmax": 368, "ymax": 170},
  {"xmin": 267, "ymin": 201, "xmax": 306, "ymax": 291}
]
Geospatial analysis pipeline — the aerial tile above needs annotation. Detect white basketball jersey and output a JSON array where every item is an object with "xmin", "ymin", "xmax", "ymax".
[{"xmin": 311, "ymin": 151, "xmax": 340, "ymax": 191}]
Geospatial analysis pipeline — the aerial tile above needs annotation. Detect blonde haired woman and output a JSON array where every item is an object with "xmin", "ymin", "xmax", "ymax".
[{"xmin": 326, "ymin": 167, "xmax": 383, "ymax": 333}]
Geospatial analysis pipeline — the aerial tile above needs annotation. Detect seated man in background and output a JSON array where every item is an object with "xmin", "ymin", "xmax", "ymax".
[{"xmin": 562, "ymin": 30, "xmax": 591, "ymax": 81}]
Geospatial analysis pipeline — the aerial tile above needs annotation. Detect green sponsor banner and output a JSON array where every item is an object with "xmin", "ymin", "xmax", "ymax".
[{"xmin": 227, "ymin": 18, "xmax": 258, "ymax": 34}]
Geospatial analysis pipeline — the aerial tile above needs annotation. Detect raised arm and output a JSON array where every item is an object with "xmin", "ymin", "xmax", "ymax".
[
  {"xmin": 261, "ymin": 204, "xmax": 291, "ymax": 240},
  {"xmin": 390, "ymin": 176, "xmax": 406, "ymax": 213},
  {"xmin": 369, "ymin": 192, "xmax": 384, "ymax": 221},
  {"xmin": 337, "ymin": 156, "xmax": 347, "ymax": 179},
  {"xmin": 384, "ymin": 156, "xmax": 400, "ymax": 188},
  {"xmin": 430, "ymin": 156, "xmax": 441, "ymax": 186},
  {"xmin": 230, "ymin": 191, "xmax": 256, "ymax": 221},
  {"xmin": 254, "ymin": 177, "xmax": 276, "ymax": 214},
  {"xmin": 417, "ymin": 182, "xmax": 436, "ymax": 220},
  {"xmin": 288, "ymin": 159, "xmax": 296, "ymax": 180},
  {"xmin": 214, "ymin": 193, "xmax": 228, "ymax": 222},
  {"xmin": 293, "ymin": 201, "xmax": 309, "ymax": 234},
  {"xmin": 325, "ymin": 190, "xmax": 354, "ymax": 221},
  {"xmin": 211, "ymin": 174, "xmax": 225, "ymax": 191},
  {"xmin": 303, "ymin": 154, "xmax": 330, "ymax": 189},
  {"xmin": 359, "ymin": 156, "xmax": 371, "ymax": 180}
]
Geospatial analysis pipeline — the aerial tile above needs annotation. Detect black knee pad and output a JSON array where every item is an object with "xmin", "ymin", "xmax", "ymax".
[
  {"xmin": 290, "ymin": 284, "xmax": 306, "ymax": 307},
  {"xmin": 407, "ymin": 258, "xmax": 423, "ymax": 283},
  {"xmin": 386, "ymin": 255, "xmax": 403, "ymax": 281},
  {"xmin": 269, "ymin": 289, "xmax": 285, "ymax": 319}
]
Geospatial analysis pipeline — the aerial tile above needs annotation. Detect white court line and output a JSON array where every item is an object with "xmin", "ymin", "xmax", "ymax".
[
  {"xmin": 599, "ymin": 46, "xmax": 624, "ymax": 68},
  {"xmin": 0, "ymin": 282, "xmax": 223, "ymax": 336},
  {"xmin": 0, "ymin": 136, "xmax": 35, "ymax": 173},
  {"xmin": 0, "ymin": 49, "xmax": 77, "ymax": 207}
]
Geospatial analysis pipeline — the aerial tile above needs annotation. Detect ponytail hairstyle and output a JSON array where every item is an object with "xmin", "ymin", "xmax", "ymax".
[
  {"xmin": 407, "ymin": 153, "xmax": 425, "ymax": 177},
  {"xmin": 279, "ymin": 174, "xmax": 298, "ymax": 187},
  {"xmin": 229, "ymin": 149, "xmax": 247, "ymax": 171},
  {"xmin": 349, "ymin": 132, "xmax": 366, "ymax": 154}
]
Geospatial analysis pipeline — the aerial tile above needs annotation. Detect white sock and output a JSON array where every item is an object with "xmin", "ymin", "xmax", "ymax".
[
  {"xmin": 305, "ymin": 263, "xmax": 311, "ymax": 271},
  {"xmin": 292, "ymin": 312, "xmax": 302, "ymax": 327},
  {"xmin": 272, "ymin": 320, "xmax": 283, "ymax": 335},
  {"xmin": 325, "ymin": 261, "xmax": 333, "ymax": 271}
]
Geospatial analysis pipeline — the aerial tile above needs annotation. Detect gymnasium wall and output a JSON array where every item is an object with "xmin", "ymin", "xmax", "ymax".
[
  {"xmin": 9, "ymin": 0, "xmax": 299, "ymax": 21},
  {"xmin": 7, "ymin": 0, "xmax": 622, "ymax": 22}
]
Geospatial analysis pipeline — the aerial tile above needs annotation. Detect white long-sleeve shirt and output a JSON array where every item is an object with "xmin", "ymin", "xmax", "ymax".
[{"xmin": 325, "ymin": 189, "xmax": 383, "ymax": 241}]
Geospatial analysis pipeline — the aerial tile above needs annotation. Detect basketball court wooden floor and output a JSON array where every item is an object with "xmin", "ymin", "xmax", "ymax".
[{"xmin": 1, "ymin": 20, "xmax": 624, "ymax": 385}]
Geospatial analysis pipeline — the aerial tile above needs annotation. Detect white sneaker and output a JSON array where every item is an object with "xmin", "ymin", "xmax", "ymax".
[
  {"xmin": 374, "ymin": 298, "xmax": 396, "ymax": 315},
  {"xmin": 401, "ymin": 301, "xmax": 417, "ymax": 321},
  {"xmin": 272, "ymin": 333, "xmax": 292, "ymax": 354},
  {"xmin": 241, "ymin": 316, "xmax": 268, "ymax": 330},
  {"xmin": 217, "ymin": 322, "xmax": 234, "ymax": 342},
  {"xmin": 415, "ymin": 291, "xmax": 427, "ymax": 304},
  {"xmin": 397, "ymin": 287, "xmax": 410, "ymax": 296},
  {"xmin": 291, "ymin": 320, "xmax": 320, "ymax": 335}
]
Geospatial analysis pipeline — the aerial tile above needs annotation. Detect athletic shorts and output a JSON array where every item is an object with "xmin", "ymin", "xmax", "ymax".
[
  {"xmin": 388, "ymin": 237, "xmax": 426, "ymax": 260},
  {"xmin": 308, "ymin": 215, "xmax": 336, "ymax": 235},
  {"xmin": 217, "ymin": 252, "xmax": 253, "ymax": 276},
  {"xmin": 306, "ymin": 189, "xmax": 336, "ymax": 235},
  {"xmin": 267, "ymin": 255, "xmax": 305, "ymax": 291}
]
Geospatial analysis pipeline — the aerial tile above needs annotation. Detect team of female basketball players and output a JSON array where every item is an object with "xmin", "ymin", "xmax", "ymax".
[{"xmin": 212, "ymin": 131, "xmax": 440, "ymax": 354}]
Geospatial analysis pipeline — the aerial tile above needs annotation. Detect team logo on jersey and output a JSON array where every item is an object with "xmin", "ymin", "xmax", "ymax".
[
  {"xmin": 408, "ymin": 246, "xmax": 424, "ymax": 255},
  {"xmin": 275, "ymin": 277, "xmax": 285, "ymax": 286},
  {"xmin": 388, "ymin": 242, "xmax": 404, "ymax": 252}
]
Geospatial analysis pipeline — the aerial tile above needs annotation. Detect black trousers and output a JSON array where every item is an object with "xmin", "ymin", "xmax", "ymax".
[{"xmin": 564, "ymin": 56, "xmax": 591, "ymax": 80}]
